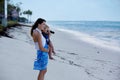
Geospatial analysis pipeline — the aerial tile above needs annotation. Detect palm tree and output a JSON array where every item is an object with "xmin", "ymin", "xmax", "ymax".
[
  {"xmin": 16, "ymin": 2, "xmax": 22, "ymax": 17},
  {"xmin": 23, "ymin": 10, "xmax": 32, "ymax": 23}
]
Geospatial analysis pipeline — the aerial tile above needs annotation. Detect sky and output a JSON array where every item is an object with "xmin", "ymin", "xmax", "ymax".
[{"xmin": 12, "ymin": 0, "xmax": 120, "ymax": 21}]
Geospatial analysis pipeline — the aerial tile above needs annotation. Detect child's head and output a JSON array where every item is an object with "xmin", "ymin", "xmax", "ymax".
[{"xmin": 43, "ymin": 24, "xmax": 50, "ymax": 34}]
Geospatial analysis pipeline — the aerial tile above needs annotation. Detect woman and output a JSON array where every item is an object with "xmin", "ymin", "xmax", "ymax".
[{"xmin": 31, "ymin": 18, "xmax": 49, "ymax": 80}]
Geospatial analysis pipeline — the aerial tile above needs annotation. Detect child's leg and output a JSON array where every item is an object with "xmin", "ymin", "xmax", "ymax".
[
  {"xmin": 49, "ymin": 41, "xmax": 56, "ymax": 54},
  {"xmin": 48, "ymin": 46, "xmax": 54, "ymax": 60}
]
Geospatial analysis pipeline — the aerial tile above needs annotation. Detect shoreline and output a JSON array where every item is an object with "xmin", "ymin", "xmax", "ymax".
[
  {"xmin": 51, "ymin": 27, "xmax": 120, "ymax": 62},
  {"xmin": 52, "ymin": 27, "xmax": 120, "ymax": 52}
]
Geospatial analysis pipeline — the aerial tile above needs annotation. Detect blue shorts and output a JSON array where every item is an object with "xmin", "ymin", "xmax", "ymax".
[{"xmin": 33, "ymin": 50, "xmax": 48, "ymax": 70}]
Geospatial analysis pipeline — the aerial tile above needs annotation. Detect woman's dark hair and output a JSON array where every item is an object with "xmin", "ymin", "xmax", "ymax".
[{"xmin": 31, "ymin": 18, "xmax": 46, "ymax": 36}]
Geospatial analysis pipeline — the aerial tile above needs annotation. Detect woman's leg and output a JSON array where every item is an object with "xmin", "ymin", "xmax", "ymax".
[{"xmin": 38, "ymin": 69, "xmax": 47, "ymax": 80}]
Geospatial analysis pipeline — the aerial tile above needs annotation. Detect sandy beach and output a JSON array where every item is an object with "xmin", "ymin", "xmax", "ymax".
[{"xmin": 0, "ymin": 26, "xmax": 120, "ymax": 80}]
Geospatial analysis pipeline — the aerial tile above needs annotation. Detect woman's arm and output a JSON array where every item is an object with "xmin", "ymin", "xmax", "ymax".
[{"xmin": 33, "ymin": 31, "xmax": 49, "ymax": 52}]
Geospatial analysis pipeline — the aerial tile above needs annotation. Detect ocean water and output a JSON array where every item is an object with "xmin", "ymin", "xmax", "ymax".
[{"xmin": 47, "ymin": 21, "xmax": 120, "ymax": 51}]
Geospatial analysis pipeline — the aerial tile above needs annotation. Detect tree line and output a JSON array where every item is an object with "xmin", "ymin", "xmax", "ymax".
[{"xmin": 0, "ymin": 0, "xmax": 32, "ymax": 23}]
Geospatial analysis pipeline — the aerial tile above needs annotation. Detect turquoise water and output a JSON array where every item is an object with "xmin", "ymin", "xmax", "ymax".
[{"xmin": 48, "ymin": 21, "xmax": 120, "ymax": 49}]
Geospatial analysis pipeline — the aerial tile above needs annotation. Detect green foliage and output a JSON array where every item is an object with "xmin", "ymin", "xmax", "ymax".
[
  {"xmin": 0, "ymin": 24, "xmax": 3, "ymax": 31},
  {"xmin": 0, "ymin": 0, "xmax": 4, "ymax": 14},
  {"xmin": 23, "ymin": 10, "xmax": 32, "ymax": 22},
  {"xmin": 7, "ymin": 21, "xmax": 17, "ymax": 26},
  {"xmin": 0, "ymin": 0, "xmax": 32, "ymax": 23},
  {"xmin": 7, "ymin": 1, "xmax": 21, "ymax": 18},
  {"xmin": 18, "ymin": 17, "xmax": 28, "ymax": 22},
  {"xmin": 0, "ymin": 21, "xmax": 17, "ymax": 31},
  {"xmin": 23, "ymin": 10, "xmax": 32, "ymax": 15}
]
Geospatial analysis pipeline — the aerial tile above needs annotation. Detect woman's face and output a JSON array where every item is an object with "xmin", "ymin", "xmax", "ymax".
[{"xmin": 38, "ymin": 22, "xmax": 46, "ymax": 30}]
